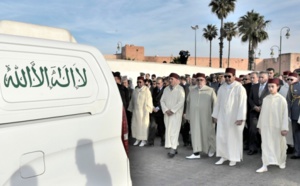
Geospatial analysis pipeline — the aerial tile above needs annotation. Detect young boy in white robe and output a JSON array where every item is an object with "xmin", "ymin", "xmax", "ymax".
[{"xmin": 256, "ymin": 78, "xmax": 289, "ymax": 173}]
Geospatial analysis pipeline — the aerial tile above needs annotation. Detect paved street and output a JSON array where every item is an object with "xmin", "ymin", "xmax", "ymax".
[{"xmin": 129, "ymin": 137, "xmax": 300, "ymax": 186}]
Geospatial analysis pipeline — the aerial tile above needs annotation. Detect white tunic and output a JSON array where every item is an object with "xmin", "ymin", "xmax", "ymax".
[
  {"xmin": 186, "ymin": 85, "xmax": 217, "ymax": 154},
  {"xmin": 257, "ymin": 93, "xmax": 288, "ymax": 166},
  {"xmin": 160, "ymin": 85, "xmax": 185, "ymax": 149},
  {"xmin": 128, "ymin": 86, "xmax": 153, "ymax": 140},
  {"xmin": 212, "ymin": 81, "xmax": 247, "ymax": 162}
]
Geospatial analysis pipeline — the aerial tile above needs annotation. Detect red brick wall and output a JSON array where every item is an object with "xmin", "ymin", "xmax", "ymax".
[
  {"xmin": 103, "ymin": 44, "xmax": 300, "ymax": 72},
  {"xmin": 123, "ymin": 45, "xmax": 144, "ymax": 61}
]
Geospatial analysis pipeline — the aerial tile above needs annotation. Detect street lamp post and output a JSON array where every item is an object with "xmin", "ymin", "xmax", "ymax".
[
  {"xmin": 117, "ymin": 41, "xmax": 122, "ymax": 58},
  {"xmin": 191, "ymin": 25, "xmax": 199, "ymax": 66},
  {"xmin": 270, "ymin": 45, "xmax": 280, "ymax": 66},
  {"xmin": 279, "ymin": 27, "xmax": 290, "ymax": 74}
]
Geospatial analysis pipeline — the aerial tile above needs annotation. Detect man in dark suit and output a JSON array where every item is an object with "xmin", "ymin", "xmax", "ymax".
[
  {"xmin": 180, "ymin": 76, "xmax": 191, "ymax": 146},
  {"xmin": 286, "ymin": 72, "xmax": 300, "ymax": 159},
  {"xmin": 122, "ymin": 77, "xmax": 134, "ymax": 138},
  {"xmin": 243, "ymin": 72, "xmax": 259, "ymax": 150},
  {"xmin": 247, "ymin": 71, "xmax": 269, "ymax": 155},
  {"xmin": 209, "ymin": 73, "xmax": 218, "ymax": 91},
  {"xmin": 113, "ymin": 72, "xmax": 130, "ymax": 109},
  {"xmin": 215, "ymin": 73, "xmax": 225, "ymax": 94},
  {"xmin": 147, "ymin": 77, "xmax": 165, "ymax": 146}
]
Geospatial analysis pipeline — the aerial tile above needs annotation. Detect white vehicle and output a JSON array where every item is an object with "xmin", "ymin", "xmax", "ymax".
[{"xmin": 0, "ymin": 33, "xmax": 131, "ymax": 185}]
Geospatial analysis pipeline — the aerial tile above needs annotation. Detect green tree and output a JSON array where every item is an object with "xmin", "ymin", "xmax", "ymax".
[
  {"xmin": 171, "ymin": 56, "xmax": 181, "ymax": 64},
  {"xmin": 203, "ymin": 24, "xmax": 218, "ymax": 67},
  {"xmin": 209, "ymin": 0, "xmax": 236, "ymax": 68},
  {"xmin": 237, "ymin": 10, "xmax": 271, "ymax": 70},
  {"xmin": 224, "ymin": 22, "xmax": 238, "ymax": 67}
]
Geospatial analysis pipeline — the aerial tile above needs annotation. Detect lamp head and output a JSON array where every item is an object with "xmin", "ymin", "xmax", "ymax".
[
  {"xmin": 270, "ymin": 48, "xmax": 274, "ymax": 58},
  {"xmin": 191, "ymin": 25, "xmax": 199, "ymax": 30},
  {"xmin": 286, "ymin": 29, "xmax": 290, "ymax": 39}
]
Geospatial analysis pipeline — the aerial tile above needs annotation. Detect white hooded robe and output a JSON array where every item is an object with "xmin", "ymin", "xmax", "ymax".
[
  {"xmin": 212, "ymin": 81, "xmax": 247, "ymax": 162},
  {"xmin": 160, "ymin": 85, "xmax": 185, "ymax": 149},
  {"xmin": 257, "ymin": 93, "xmax": 288, "ymax": 166},
  {"xmin": 128, "ymin": 86, "xmax": 153, "ymax": 140},
  {"xmin": 186, "ymin": 85, "xmax": 217, "ymax": 154}
]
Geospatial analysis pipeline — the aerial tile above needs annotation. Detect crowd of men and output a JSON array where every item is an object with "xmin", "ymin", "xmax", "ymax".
[{"xmin": 112, "ymin": 66, "xmax": 300, "ymax": 173}]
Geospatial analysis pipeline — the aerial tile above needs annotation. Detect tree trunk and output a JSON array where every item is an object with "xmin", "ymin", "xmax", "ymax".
[
  {"xmin": 248, "ymin": 41, "xmax": 251, "ymax": 70},
  {"xmin": 219, "ymin": 18, "xmax": 224, "ymax": 68},
  {"xmin": 209, "ymin": 40, "xmax": 212, "ymax": 67},
  {"xmin": 228, "ymin": 41, "xmax": 230, "ymax": 67}
]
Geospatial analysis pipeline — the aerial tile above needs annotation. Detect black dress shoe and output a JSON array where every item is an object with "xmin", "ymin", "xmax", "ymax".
[
  {"xmin": 168, "ymin": 153, "xmax": 175, "ymax": 158},
  {"xmin": 287, "ymin": 146, "xmax": 294, "ymax": 154},
  {"xmin": 168, "ymin": 149, "xmax": 178, "ymax": 158},
  {"xmin": 291, "ymin": 155, "xmax": 300, "ymax": 159},
  {"xmin": 247, "ymin": 150, "xmax": 258, "ymax": 155},
  {"xmin": 146, "ymin": 142, "xmax": 154, "ymax": 146}
]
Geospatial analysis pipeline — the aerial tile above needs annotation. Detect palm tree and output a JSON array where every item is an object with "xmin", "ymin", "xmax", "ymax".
[
  {"xmin": 237, "ymin": 10, "xmax": 271, "ymax": 70},
  {"xmin": 203, "ymin": 24, "xmax": 218, "ymax": 67},
  {"xmin": 224, "ymin": 22, "xmax": 238, "ymax": 67},
  {"xmin": 209, "ymin": 0, "xmax": 236, "ymax": 68}
]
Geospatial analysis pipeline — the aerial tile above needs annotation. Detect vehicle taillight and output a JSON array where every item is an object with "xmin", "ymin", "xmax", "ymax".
[{"xmin": 121, "ymin": 107, "xmax": 129, "ymax": 155}]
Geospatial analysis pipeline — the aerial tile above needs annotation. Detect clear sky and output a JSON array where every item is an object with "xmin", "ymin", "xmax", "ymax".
[{"xmin": 0, "ymin": 0, "xmax": 299, "ymax": 59}]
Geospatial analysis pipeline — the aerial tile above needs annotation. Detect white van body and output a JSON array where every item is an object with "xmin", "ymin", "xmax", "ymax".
[{"xmin": 0, "ymin": 34, "xmax": 131, "ymax": 186}]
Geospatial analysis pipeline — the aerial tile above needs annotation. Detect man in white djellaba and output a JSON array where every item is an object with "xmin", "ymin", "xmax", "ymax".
[
  {"xmin": 160, "ymin": 73, "xmax": 185, "ymax": 158},
  {"xmin": 212, "ymin": 67, "xmax": 247, "ymax": 167},
  {"xmin": 185, "ymin": 72, "xmax": 217, "ymax": 159},
  {"xmin": 256, "ymin": 78, "xmax": 288, "ymax": 173},
  {"xmin": 128, "ymin": 76, "xmax": 153, "ymax": 147}
]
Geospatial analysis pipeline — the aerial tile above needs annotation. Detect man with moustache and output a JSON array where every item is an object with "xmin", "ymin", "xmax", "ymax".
[
  {"xmin": 185, "ymin": 73, "xmax": 217, "ymax": 159},
  {"xmin": 161, "ymin": 73, "xmax": 185, "ymax": 157},
  {"xmin": 247, "ymin": 71, "xmax": 270, "ymax": 155},
  {"xmin": 212, "ymin": 68, "xmax": 247, "ymax": 166},
  {"xmin": 128, "ymin": 76, "xmax": 153, "ymax": 147}
]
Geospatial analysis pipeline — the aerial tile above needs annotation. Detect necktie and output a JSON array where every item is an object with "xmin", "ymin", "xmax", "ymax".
[{"xmin": 259, "ymin": 84, "xmax": 264, "ymax": 97}]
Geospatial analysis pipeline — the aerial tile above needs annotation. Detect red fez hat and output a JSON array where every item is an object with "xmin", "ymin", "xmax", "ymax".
[
  {"xmin": 268, "ymin": 78, "xmax": 280, "ymax": 85},
  {"xmin": 169, "ymin": 73, "xmax": 180, "ymax": 79},
  {"xmin": 239, "ymin": 75, "xmax": 244, "ymax": 78},
  {"xmin": 196, "ymin": 73, "xmax": 205, "ymax": 78},
  {"xmin": 192, "ymin": 74, "xmax": 197, "ymax": 78},
  {"xmin": 137, "ymin": 76, "xmax": 144, "ymax": 81},
  {"xmin": 283, "ymin": 70, "xmax": 291, "ymax": 75},
  {"xmin": 288, "ymin": 72, "xmax": 298, "ymax": 78},
  {"xmin": 225, "ymin": 68, "xmax": 236, "ymax": 76}
]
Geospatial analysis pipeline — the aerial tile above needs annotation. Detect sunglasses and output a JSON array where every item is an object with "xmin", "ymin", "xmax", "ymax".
[
  {"xmin": 224, "ymin": 75, "xmax": 232, "ymax": 78},
  {"xmin": 196, "ymin": 79, "xmax": 204, "ymax": 82},
  {"xmin": 287, "ymin": 78, "xmax": 294, "ymax": 81},
  {"xmin": 243, "ymin": 78, "xmax": 249, "ymax": 81},
  {"xmin": 137, "ymin": 81, "xmax": 143, "ymax": 83}
]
